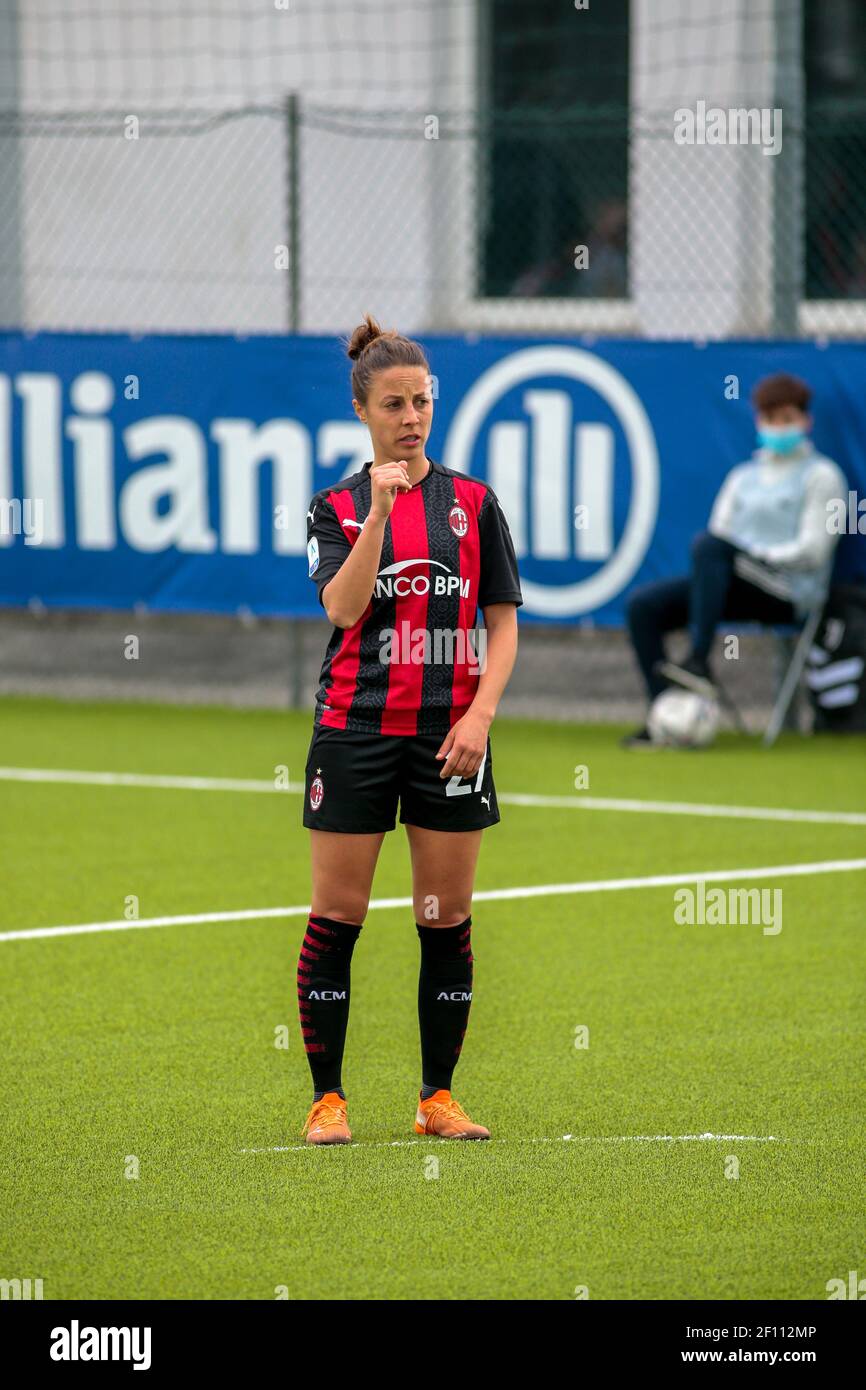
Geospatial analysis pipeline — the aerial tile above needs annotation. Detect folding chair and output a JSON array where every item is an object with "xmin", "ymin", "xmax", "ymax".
[{"xmin": 762, "ymin": 603, "xmax": 825, "ymax": 748}]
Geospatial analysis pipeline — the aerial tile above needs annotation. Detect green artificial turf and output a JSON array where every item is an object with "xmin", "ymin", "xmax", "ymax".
[{"xmin": 1, "ymin": 696, "xmax": 864, "ymax": 1300}]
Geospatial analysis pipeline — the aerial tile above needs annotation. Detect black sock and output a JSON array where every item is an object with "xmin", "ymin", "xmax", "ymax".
[
  {"xmin": 314, "ymin": 1087, "xmax": 346, "ymax": 1102},
  {"xmin": 297, "ymin": 915, "xmax": 361, "ymax": 1096},
  {"xmin": 416, "ymin": 917, "xmax": 473, "ymax": 1093}
]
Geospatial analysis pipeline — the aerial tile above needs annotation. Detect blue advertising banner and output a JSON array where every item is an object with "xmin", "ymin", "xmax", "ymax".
[{"xmin": 0, "ymin": 332, "xmax": 864, "ymax": 623}]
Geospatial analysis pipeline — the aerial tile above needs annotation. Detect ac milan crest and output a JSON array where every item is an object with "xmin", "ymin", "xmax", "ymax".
[
  {"xmin": 309, "ymin": 772, "xmax": 324, "ymax": 811},
  {"xmin": 448, "ymin": 504, "xmax": 469, "ymax": 538}
]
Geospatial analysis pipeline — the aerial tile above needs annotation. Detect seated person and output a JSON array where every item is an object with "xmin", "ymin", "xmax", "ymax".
[{"xmin": 623, "ymin": 372, "xmax": 847, "ymax": 746}]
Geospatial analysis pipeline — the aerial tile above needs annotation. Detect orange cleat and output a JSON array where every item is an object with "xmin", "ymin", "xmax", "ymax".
[
  {"xmin": 414, "ymin": 1089, "xmax": 490, "ymax": 1140},
  {"xmin": 301, "ymin": 1092, "xmax": 352, "ymax": 1145}
]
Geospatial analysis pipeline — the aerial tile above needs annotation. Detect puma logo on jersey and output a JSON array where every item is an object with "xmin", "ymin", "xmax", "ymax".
[
  {"xmin": 341, "ymin": 518, "xmax": 365, "ymax": 530},
  {"xmin": 481, "ymin": 794, "xmax": 491, "ymax": 809}
]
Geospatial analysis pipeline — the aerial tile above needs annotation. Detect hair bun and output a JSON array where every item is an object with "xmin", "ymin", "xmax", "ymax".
[
  {"xmin": 345, "ymin": 316, "xmax": 429, "ymax": 406},
  {"xmin": 346, "ymin": 313, "xmax": 385, "ymax": 361}
]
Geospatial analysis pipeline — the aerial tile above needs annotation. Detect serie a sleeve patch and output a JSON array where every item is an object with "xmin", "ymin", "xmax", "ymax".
[{"xmin": 307, "ymin": 536, "xmax": 320, "ymax": 576}]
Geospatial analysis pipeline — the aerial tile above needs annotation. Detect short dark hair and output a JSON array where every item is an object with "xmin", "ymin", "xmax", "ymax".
[
  {"xmin": 751, "ymin": 373, "xmax": 812, "ymax": 414},
  {"xmin": 344, "ymin": 313, "xmax": 429, "ymax": 406}
]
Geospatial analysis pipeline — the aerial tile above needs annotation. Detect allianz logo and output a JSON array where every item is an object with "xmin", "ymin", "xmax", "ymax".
[
  {"xmin": 442, "ymin": 344, "xmax": 659, "ymax": 617},
  {"xmin": 1, "ymin": 349, "xmax": 659, "ymax": 619},
  {"xmin": 0, "ymin": 369, "xmax": 373, "ymax": 558}
]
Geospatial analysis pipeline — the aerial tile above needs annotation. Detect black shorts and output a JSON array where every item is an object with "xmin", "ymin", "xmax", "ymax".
[{"xmin": 302, "ymin": 724, "xmax": 500, "ymax": 834}]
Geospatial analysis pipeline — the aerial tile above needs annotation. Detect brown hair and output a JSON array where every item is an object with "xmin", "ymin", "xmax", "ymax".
[
  {"xmin": 751, "ymin": 372, "xmax": 812, "ymax": 414},
  {"xmin": 345, "ymin": 313, "xmax": 429, "ymax": 405}
]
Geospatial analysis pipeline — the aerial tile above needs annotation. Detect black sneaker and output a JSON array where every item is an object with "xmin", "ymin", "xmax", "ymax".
[
  {"xmin": 655, "ymin": 654, "xmax": 717, "ymax": 698},
  {"xmin": 620, "ymin": 726, "xmax": 655, "ymax": 748}
]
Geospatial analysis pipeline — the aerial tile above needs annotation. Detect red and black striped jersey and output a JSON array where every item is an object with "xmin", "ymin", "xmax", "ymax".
[{"xmin": 306, "ymin": 457, "xmax": 523, "ymax": 735}]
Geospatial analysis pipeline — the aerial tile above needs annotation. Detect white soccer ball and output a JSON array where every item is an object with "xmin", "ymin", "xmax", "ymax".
[{"xmin": 647, "ymin": 688, "xmax": 720, "ymax": 748}]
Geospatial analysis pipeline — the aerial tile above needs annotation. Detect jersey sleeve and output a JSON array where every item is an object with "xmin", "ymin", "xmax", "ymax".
[
  {"xmin": 477, "ymin": 487, "xmax": 523, "ymax": 610},
  {"xmin": 306, "ymin": 494, "xmax": 352, "ymax": 606},
  {"xmin": 707, "ymin": 464, "xmax": 746, "ymax": 542},
  {"xmin": 759, "ymin": 460, "xmax": 847, "ymax": 571}
]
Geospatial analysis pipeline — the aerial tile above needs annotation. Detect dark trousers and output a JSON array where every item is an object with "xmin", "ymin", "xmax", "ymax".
[{"xmin": 626, "ymin": 532, "xmax": 796, "ymax": 701}]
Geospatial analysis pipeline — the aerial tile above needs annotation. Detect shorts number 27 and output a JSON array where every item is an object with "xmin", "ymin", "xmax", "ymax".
[{"xmin": 444, "ymin": 746, "xmax": 487, "ymax": 797}]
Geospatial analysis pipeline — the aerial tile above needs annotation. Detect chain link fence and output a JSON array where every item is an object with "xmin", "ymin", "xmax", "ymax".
[
  {"xmin": 0, "ymin": 0, "xmax": 864, "ymax": 338},
  {"xmin": 0, "ymin": 106, "xmax": 292, "ymax": 333}
]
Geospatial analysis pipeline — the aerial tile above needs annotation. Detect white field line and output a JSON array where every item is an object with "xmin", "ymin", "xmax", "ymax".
[
  {"xmin": 506, "ymin": 793, "xmax": 866, "ymax": 826},
  {"xmin": 1, "ymin": 765, "xmax": 865, "ymax": 827},
  {"xmin": 239, "ymin": 1132, "xmax": 783, "ymax": 1155},
  {"xmin": 3, "ymin": 857, "xmax": 866, "ymax": 944},
  {"xmin": 0, "ymin": 766, "xmax": 284, "ymax": 794}
]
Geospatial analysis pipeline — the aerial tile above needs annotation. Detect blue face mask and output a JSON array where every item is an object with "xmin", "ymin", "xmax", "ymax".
[{"xmin": 757, "ymin": 427, "xmax": 807, "ymax": 455}]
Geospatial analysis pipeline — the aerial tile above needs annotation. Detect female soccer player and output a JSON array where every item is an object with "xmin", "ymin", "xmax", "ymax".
[{"xmin": 298, "ymin": 315, "xmax": 523, "ymax": 1144}]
